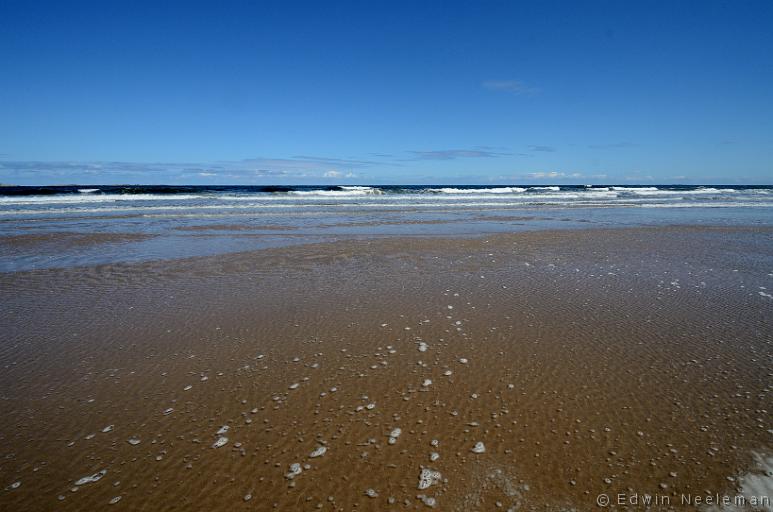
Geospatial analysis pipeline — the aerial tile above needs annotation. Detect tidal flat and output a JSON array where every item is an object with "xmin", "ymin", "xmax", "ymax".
[{"xmin": 1, "ymin": 225, "xmax": 771, "ymax": 510}]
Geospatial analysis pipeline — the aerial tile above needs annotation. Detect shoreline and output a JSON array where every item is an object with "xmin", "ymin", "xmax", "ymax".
[{"xmin": 2, "ymin": 221, "xmax": 772, "ymax": 275}]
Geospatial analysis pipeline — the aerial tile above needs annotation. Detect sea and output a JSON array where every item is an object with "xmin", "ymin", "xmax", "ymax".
[{"xmin": 2, "ymin": 184, "xmax": 772, "ymax": 272}]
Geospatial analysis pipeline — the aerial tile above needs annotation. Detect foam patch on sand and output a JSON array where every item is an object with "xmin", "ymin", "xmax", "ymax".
[
  {"xmin": 309, "ymin": 446, "xmax": 327, "ymax": 458},
  {"xmin": 418, "ymin": 468, "xmax": 442, "ymax": 490},
  {"xmin": 460, "ymin": 465, "xmax": 527, "ymax": 511},
  {"xmin": 75, "ymin": 469, "xmax": 107, "ymax": 486},
  {"xmin": 701, "ymin": 452, "xmax": 773, "ymax": 511},
  {"xmin": 738, "ymin": 452, "xmax": 773, "ymax": 511}
]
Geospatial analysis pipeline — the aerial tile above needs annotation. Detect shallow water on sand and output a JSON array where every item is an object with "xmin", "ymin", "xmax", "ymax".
[
  {"xmin": 1, "ymin": 202, "xmax": 772, "ymax": 272},
  {"xmin": 0, "ymin": 226, "xmax": 771, "ymax": 511}
]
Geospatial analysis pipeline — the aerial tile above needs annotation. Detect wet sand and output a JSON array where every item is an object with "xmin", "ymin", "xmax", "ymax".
[
  {"xmin": 0, "ymin": 232, "xmax": 152, "ymax": 251},
  {"xmin": 174, "ymin": 224, "xmax": 299, "ymax": 232},
  {"xmin": 0, "ymin": 226, "xmax": 771, "ymax": 511}
]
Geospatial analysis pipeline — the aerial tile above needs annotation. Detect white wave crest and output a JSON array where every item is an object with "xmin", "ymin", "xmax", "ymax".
[
  {"xmin": 0, "ymin": 194, "xmax": 205, "ymax": 205},
  {"xmin": 427, "ymin": 187, "xmax": 527, "ymax": 194},
  {"xmin": 610, "ymin": 186, "xmax": 660, "ymax": 191},
  {"xmin": 619, "ymin": 187, "xmax": 737, "ymax": 196},
  {"xmin": 288, "ymin": 186, "xmax": 383, "ymax": 196}
]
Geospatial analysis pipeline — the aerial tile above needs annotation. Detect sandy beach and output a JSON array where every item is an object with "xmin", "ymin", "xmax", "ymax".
[
  {"xmin": 1, "ymin": 225, "xmax": 771, "ymax": 511},
  {"xmin": 4, "ymin": 0, "xmax": 773, "ymax": 508}
]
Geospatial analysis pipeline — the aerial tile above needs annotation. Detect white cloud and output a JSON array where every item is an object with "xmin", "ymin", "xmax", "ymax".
[{"xmin": 529, "ymin": 171, "xmax": 569, "ymax": 179}]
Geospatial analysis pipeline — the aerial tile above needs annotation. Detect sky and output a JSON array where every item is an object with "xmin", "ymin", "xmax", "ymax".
[{"xmin": 1, "ymin": 0, "xmax": 772, "ymax": 185}]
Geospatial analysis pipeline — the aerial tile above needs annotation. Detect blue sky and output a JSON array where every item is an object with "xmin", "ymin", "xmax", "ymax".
[{"xmin": 1, "ymin": 0, "xmax": 771, "ymax": 185}]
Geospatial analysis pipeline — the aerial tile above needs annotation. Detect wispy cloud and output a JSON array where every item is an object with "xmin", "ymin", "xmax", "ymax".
[
  {"xmin": 528, "ymin": 145, "xmax": 555, "ymax": 152},
  {"xmin": 528, "ymin": 171, "xmax": 583, "ymax": 179},
  {"xmin": 481, "ymin": 171, "xmax": 596, "ymax": 184},
  {"xmin": 409, "ymin": 149, "xmax": 509, "ymax": 160},
  {"xmin": 482, "ymin": 80, "xmax": 539, "ymax": 95},
  {"xmin": 289, "ymin": 155, "xmax": 380, "ymax": 166},
  {"xmin": 588, "ymin": 142, "xmax": 637, "ymax": 149},
  {"xmin": 0, "ymin": 155, "xmax": 376, "ymax": 184},
  {"xmin": 0, "ymin": 160, "xmax": 189, "ymax": 178},
  {"xmin": 322, "ymin": 170, "xmax": 356, "ymax": 178}
]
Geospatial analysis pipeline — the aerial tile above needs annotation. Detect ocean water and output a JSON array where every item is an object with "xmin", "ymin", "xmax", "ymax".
[
  {"xmin": 2, "ymin": 184, "xmax": 773, "ymax": 210},
  {"xmin": 2, "ymin": 184, "xmax": 772, "ymax": 271}
]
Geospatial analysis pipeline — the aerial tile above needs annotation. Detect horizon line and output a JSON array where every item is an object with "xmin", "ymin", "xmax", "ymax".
[{"xmin": 2, "ymin": 183, "xmax": 773, "ymax": 188}]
